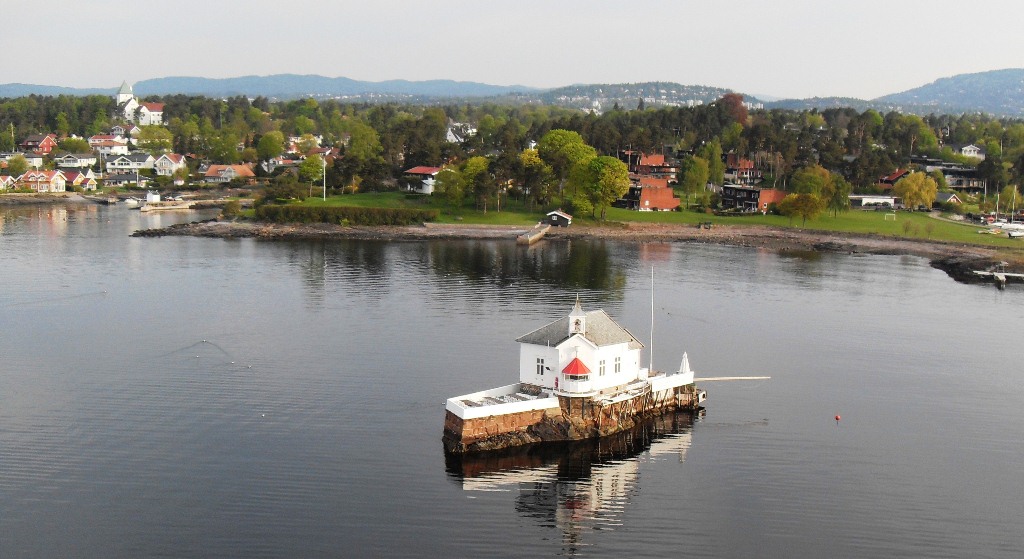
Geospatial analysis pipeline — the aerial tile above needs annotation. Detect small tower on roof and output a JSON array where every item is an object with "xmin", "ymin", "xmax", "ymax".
[{"xmin": 568, "ymin": 296, "xmax": 586, "ymax": 336}]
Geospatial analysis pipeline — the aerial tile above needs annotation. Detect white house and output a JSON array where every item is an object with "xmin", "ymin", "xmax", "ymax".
[
  {"xmin": 516, "ymin": 299, "xmax": 645, "ymax": 396},
  {"xmin": 89, "ymin": 134, "xmax": 130, "ymax": 156},
  {"xmin": 403, "ymin": 166, "xmax": 441, "ymax": 194},
  {"xmin": 54, "ymin": 153, "xmax": 98, "ymax": 169},
  {"xmin": 959, "ymin": 144, "xmax": 985, "ymax": 160},
  {"xmin": 106, "ymin": 153, "xmax": 155, "ymax": 172},
  {"xmin": 0, "ymin": 175, "xmax": 15, "ymax": 190},
  {"xmin": 154, "ymin": 153, "xmax": 187, "ymax": 176}
]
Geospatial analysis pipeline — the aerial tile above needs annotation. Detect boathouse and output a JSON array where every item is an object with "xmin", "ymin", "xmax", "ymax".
[{"xmin": 546, "ymin": 210, "xmax": 572, "ymax": 227}]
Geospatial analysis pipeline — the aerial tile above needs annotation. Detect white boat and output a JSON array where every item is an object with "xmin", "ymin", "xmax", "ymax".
[
  {"xmin": 139, "ymin": 200, "xmax": 193, "ymax": 212},
  {"xmin": 123, "ymin": 196, "xmax": 143, "ymax": 208}
]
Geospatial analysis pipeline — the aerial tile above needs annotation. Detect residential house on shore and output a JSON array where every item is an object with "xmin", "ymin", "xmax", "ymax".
[
  {"xmin": 203, "ymin": 164, "xmax": 255, "ymax": 184},
  {"xmin": 615, "ymin": 176, "xmax": 680, "ymax": 211},
  {"xmin": 18, "ymin": 170, "xmax": 67, "ymax": 192},
  {"xmin": 720, "ymin": 184, "xmax": 787, "ymax": 212},
  {"xmin": 403, "ymin": 166, "xmax": 441, "ymax": 194}
]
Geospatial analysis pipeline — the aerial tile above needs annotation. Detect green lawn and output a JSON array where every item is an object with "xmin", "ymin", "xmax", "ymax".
[{"xmin": 292, "ymin": 192, "xmax": 1024, "ymax": 250}]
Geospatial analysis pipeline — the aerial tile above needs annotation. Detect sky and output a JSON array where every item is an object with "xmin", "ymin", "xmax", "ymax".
[{"xmin": 6, "ymin": 0, "xmax": 1024, "ymax": 100}]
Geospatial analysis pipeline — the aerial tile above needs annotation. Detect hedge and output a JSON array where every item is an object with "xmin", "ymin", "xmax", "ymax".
[{"xmin": 255, "ymin": 204, "xmax": 438, "ymax": 226}]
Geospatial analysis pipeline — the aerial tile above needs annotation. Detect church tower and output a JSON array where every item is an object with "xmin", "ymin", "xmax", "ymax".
[{"xmin": 116, "ymin": 81, "xmax": 135, "ymax": 106}]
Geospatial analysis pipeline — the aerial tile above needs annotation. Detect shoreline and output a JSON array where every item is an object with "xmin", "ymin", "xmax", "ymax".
[{"xmin": 132, "ymin": 219, "xmax": 1024, "ymax": 284}]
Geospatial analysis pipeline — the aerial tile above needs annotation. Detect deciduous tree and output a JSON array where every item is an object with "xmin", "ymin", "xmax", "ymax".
[
  {"xmin": 679, "ymin": 155, "xmax": 710, "ymax": 208},
  {"xmin": 584, "ymin": 156, "xmax": 630, "ymax": 220},
  {"xmin": 893, "ymin": 171, "xmax": 938, "ymax": 209},
  {"xmin": 537, "ymin": 129, "xmax": 597, "ymax": 196}
]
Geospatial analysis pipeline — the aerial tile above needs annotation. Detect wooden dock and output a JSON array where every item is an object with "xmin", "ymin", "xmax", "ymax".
[
  {"xmin": 973, "ymin": 270, "xmax": 1024, "ymax": 288},
  {"xmin": 517, "ymin": 223, "xmax": 550, "ymax": 245}
]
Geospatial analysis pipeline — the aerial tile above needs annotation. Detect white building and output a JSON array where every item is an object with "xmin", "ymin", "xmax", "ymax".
[
  {"xmin": 516, "ymin": 299, "xmax": 645, "ymax": 395},
  {"xmin": 115, "ymin": 81, "xmax": 164, "ymax": 126}
]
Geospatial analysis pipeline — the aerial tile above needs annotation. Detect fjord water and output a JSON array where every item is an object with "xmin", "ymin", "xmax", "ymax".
[{"xmin": 2, "ymin": 203, "xmax": 1023, "ymax": 558}]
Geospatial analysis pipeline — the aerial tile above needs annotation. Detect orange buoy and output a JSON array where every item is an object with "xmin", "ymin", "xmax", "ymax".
[{"xmin": 835, "ymin": 415, "xmax": 841, "ymax": 422}]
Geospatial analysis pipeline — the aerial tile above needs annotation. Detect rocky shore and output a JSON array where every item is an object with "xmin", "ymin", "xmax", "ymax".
[{"xmin": 131, "ymin": 218, "xmax": 1023, "ymax": 284}]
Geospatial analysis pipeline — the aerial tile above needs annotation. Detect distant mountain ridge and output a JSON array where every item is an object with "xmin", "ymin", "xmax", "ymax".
[{"xmin": 2, "ymin": 69, "xmax": 1023, "ymax": 117}]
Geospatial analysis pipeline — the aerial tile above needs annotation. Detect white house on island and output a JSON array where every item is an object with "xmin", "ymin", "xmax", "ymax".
[{"xmin": 516, "ymin": 299, "xmax": 645, "ymax": 396}]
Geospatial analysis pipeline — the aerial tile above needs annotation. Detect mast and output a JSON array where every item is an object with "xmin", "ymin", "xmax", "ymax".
[{"xmin": 649, "ymin": 266, "xmax": 654, "ymax": 374}]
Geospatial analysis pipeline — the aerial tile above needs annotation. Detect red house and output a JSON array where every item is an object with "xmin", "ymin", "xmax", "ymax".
[
  {"xmin": 614, "ymin": 177, "xmax": 680, "ymax": 211},
  {"xmin": 20, "ymin": 133, "xmax": 58, "ymax": 155}
]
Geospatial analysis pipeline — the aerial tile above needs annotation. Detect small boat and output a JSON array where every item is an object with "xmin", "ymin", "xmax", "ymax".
[
  {"xmin": 139, "ymin": 200, "xmax": 193, "ymax": 212},
  {"xmin": 123, "ymin": 196, "xmax": 143, "ymax": 208},
  {"xmin": 1008, "ymin": 231, "xmax": 1024, "ymax": 239}
]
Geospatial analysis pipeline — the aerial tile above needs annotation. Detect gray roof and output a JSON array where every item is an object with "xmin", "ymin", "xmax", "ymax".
[
  {"xmin": 118, "ymin": 81, "xmax": 133, "ymax": 95},
  {"xmin": 516, "ymin": 308, "xmax": 644, "ymax": 350}
]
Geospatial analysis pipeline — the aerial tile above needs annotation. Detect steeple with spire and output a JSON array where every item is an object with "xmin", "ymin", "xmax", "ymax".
[{"xmin": 568, "ymin": 295, "xmax": 586, "ymax": 337}]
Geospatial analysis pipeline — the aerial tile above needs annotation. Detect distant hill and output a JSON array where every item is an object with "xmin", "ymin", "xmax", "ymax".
[
  {"xmin": 3, "ymin": 69, "xmax": 1024, "ymax": 116},
  {"xmin": 0, "ymin": 74, "xmax": 539, "ymax": 100},
  {"xmin": 0, "ymin": 83, "xmax": 115, "ymax": 97},
  {"xmin": 875, "ymin": 68, "xmax": 1024, "ymax": 116},
  {"xmin": 132, "ymin": 74, "xmax": 539, "ymax": 99}
]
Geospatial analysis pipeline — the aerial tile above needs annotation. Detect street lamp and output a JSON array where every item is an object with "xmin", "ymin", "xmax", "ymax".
[{"xmin": 322, "ymin": 155, "xmax": 327, "ymax": 201}]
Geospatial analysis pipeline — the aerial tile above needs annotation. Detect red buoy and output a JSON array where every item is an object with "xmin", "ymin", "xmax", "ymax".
[{"xmin": 835, "ymin": 415, "xmax": 841, "ymax": 422}]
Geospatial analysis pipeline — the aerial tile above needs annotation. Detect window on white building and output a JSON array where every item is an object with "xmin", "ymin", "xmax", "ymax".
[
  {"xmin": 536, "ymin": 358, "xmax": 544, "ymax": 376},
  {"xmin": 599, "ymin": 360, "xmax": 606, "ymax": 376},
  {"xmin": 614, "ymin": 357, "xmax": 621, "ymax": 374}
]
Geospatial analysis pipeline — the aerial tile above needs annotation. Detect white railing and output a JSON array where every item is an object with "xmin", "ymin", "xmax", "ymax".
[{"xmin": 446, "ymin": 383, "xmax": 560, "ymax": 420}]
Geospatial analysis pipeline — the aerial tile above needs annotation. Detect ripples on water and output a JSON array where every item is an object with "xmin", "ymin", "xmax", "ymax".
[{"xmin": 2, "ymin": 204, "xmax": 1024, "ymax": 557}]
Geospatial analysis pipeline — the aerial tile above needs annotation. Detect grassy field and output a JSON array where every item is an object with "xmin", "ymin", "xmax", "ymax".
[{"xmin": 294, "ymin": 192, "xmax": 1024, "ymax": 249}]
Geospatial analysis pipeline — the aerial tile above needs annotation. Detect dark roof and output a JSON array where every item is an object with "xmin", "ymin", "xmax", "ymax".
[{"xmin": 516, "ymin": 309, "xmax": 643, "ymax": 350}]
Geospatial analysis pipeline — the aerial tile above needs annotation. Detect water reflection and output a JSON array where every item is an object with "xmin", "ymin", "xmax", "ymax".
[
  {"xmin": 446, "ymin": 412, "xmax": 695, "ymax": 554},
  {"xmin": 426, "ymin": 239, "xmax": 627, "ymax": 295}
]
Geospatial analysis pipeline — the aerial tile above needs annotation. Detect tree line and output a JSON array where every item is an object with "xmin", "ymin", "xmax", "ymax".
[{"xmin": 3, "ymin": 91, "xmax": 1024, "ymax": 201}]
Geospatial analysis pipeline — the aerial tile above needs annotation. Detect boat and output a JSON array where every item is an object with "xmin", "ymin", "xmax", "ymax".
[
  {"xmin": 139, "ymin": 200, "xmax": 193, "ymax": 212},
  {"xmin": 123, "ymin": 196, "xmax": 143, "ymax": 208},
  {"xmin": 442, "ymin": 298, "xmax": 706, "ymax": 454}
]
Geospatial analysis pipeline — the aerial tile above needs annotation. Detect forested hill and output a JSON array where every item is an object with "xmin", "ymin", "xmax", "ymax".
[
  {"xmin": 0, "ymin": 74, "xmax": 538, "ymax": 100},
  {"xmin": 875, "ymin": 68, "xmax": 1024, "ymax": 117},
  {"xmin": 3, "ymin": 69, "xmax": 1024, "ymax": 116}
]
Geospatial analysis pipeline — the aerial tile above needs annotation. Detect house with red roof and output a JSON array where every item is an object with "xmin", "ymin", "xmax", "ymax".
[
  {"xmin": 404, "ymin": 166, "xmax": 442, "ymax": 194},
  {"xmin": 724, "ymin": 153, "xmax": 762, "ymax": 185},
  {"xmin": 138, "ymin": 102, "xmax": 164, "ymax": 126},
  {"xmin": 154, "ymin": 153, "xmax": 187, "ymax": 176},
  {"xmin": 17, "ymin": 170, "xmax": 67, "ymax": 193},
  {"xmin": 0, "ymin": 175, "xmax": 16, "ymax": 190},
  {"xmin": 614, "ymin": 176, "xmax": 680, "ymax": 211},
  {"xmin": 203, "ymin": 164, "xmax": 255, "ymax": 184},
  {"xmin": 88, "ymin": 134, "xmax": 130, "ymax": 156},
  {"xmin": 876, "ymin": 169, "xmax": 910, "ymax": 191}
]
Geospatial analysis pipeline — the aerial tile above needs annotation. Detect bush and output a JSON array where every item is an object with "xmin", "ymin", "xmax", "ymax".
[
  {"xmin": 254, "ymin": 204, "xmax": 439, "ymax": 225},
  {"xmin": 221, "ymin": 200, "xmax": 242, "ymax": 219}
]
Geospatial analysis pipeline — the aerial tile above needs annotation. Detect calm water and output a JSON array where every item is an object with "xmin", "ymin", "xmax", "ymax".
[{"xmin": 2, "ymin": 203, "xmax": 1023, "ymax": 558}]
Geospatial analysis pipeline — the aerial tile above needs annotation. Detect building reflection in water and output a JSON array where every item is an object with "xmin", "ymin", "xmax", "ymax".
[{"xmin": 446, "ymin": 412, "xmax": 696, "ymax": 553}]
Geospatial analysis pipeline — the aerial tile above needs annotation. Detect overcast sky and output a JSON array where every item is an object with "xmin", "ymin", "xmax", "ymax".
[{"xmin": 6, "ymin": 0, "xmax": 1023, "ymax": 100}]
